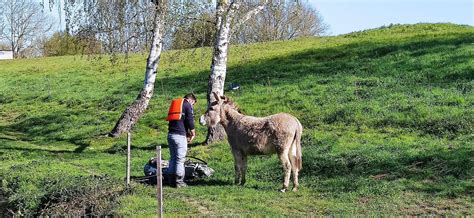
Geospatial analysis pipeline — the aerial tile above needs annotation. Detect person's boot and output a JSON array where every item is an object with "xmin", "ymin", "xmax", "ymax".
[
  {"xmin": 166, "ymin": 174, "xmax": 177, "ymax": 187},
  {"xmin": 176, "ymin": 175, "xmax": 187, "ymax": 188}
]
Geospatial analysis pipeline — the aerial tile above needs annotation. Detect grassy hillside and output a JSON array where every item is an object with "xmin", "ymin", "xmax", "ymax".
[{"xmin": 0, "ymin": 23, "xmax": 473, "ymax": 216}]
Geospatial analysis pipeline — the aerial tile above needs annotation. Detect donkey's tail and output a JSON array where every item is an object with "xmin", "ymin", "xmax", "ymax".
[{"xmin": 292, "ymin": 119, "xmax": 303, "ymax": 171}]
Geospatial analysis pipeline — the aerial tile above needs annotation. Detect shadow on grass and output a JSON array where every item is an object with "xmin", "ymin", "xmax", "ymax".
[
  {"xmin": 0, "ymin": 143, "xmax": 97, "ymax": 154},
  {"xmin": 297, "ymin": 141, "xmax": 473, "ymax": 197},
  {"xmin": 187, "ymin": 178, "xmax": 233, "ymax": 187},
  {"xmin": 104, "ymin": 141, "xmax": 205, "ymax": 155},
  {"xmin": 242, "ymin": 142, "xmax": 472, "ymax": 198},
  {"xmin": 0, "ymin": 111, "xmax": 93, "ymax": 153},
  {"xmin": 105, "ymin": 142, "xmax": 169, "ymax": 154}
]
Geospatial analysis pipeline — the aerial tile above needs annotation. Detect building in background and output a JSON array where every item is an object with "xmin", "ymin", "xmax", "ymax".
[{"xmin": 0, "ymin": 50, "xmax": 13, "ymax": 60}]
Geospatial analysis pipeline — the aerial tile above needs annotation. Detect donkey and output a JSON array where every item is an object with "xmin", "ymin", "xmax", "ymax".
[{"xmin": 200, "ymin": 92, "xmax": 303, "ymax": 192}]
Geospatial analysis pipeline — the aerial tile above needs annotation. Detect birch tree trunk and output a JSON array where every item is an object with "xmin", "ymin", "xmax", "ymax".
[
  {"xmin": 204, "ymin": 1, "xmax": 236, "ymax": 144},
  {"xmin": 109, "ymin": 2, "xmax": 166, "ymax": 137},
  {"xmin": 205, "ymin": 0, "xmax": 265, "ymax": 144}
]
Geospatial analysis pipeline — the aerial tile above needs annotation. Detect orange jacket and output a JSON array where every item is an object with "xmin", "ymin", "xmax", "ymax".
[{"xmin": 166, "ymin": 98, "xmax": 184, "ymax": 121}]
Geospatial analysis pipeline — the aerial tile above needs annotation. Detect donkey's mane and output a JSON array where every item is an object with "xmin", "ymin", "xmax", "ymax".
[{"xmin": 223, "ymin": 97, "xmax": 243, "ymax": 114}]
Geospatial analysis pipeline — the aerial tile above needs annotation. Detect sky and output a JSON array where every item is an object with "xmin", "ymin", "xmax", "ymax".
[
  {"xmin": 45, "ymin": 0, "xmax": 474, "ymax": 36},
  {"xmin": 308, "ymin": 0, "xmax": 474, "ymax": 35}
]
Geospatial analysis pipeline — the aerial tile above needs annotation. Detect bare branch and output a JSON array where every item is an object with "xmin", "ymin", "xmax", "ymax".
[{"xmin": 235, "ymin": 1, "xmax": 267, "ymax": 28}]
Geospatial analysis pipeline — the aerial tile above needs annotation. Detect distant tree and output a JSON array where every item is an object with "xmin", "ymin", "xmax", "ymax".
[
  {"xmin": 19, "ymin": 37, "xmax": 44, "ymax": 58},
  {"xmin": 0, "ymin": 43, "xmax": 9, "ymax": 50},
  {"xmin": 171, "ymin": 12, "xmax": 215, "ymax": 49},
  {"xmin": 233, "ymin": 1, "xmax": 328, "ymax": 44},
  {"xmin": 0, "ymin": 0, "xmax": 53, "ymax": 58},
  {"xmin": 42, "ymin": 31, "xmax": 101, "ymax": 56},
  {"xmin": 169, "ymin": 1, "xmax": 327, "ymax": 49},
  {"xmin": 58, "ymin": 0, "xmax": 155, "ymax": 61}
]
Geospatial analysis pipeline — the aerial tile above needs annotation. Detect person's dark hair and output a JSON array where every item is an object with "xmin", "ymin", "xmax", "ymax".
[{"xmin": 184, "ymin": 93, "xmax": 197, "ymax": 102}]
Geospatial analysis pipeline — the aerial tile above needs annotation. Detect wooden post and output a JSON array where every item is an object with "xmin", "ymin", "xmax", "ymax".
[
  {"xmin": 126, "ymin": 132, "xmax": 131, "ymax": 186},
  {"xmin": 156, "ymin": 146, "xmax": 163, "ymax": 218}
]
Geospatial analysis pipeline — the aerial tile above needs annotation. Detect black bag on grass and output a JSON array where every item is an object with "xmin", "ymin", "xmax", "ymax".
[{"xmin": 136, "ymin": 156, "xmax": 214, "ymax": 185}]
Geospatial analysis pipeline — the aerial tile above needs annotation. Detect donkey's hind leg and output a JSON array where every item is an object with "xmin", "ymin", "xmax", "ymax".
[
  {"xmin": 289, "ymin": 152, "xmax": 300, "ymax": 192},
  {"xmin": 278, "ymin": 149, "xmax": 291, "ymax": 192}
]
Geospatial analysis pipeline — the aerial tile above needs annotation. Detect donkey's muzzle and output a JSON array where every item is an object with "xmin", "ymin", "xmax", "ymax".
[{"xmin": 199, "ymin": 115, "xmax": 207, "ymax": 126}]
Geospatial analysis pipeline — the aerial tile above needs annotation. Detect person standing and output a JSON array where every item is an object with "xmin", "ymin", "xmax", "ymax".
[{"xmin": 165, "ymin": 93, "xmax": 197, "ymax": 187}]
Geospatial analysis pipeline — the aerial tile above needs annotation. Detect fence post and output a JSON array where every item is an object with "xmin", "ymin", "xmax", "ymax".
[
  {"xmin": 126, "ymin": 132, "xmax": 131, "ymax": 186},
  {"xmin": 156, "ymin": 146, "xmax": 163, "ymax": 218}
]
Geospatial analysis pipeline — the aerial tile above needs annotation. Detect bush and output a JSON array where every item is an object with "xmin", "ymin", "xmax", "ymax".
[
  {"xmin": 1, "ymin": 162, "xmax": 126, "ymax": 216},
  {"xmin": 42, "ymin": 32, "xmax": 101, "ymax": 57}
]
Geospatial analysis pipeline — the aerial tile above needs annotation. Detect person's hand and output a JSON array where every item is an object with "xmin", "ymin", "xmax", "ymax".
[
  {"xmin": 187, "ymin": 135, "xmax": 195, "ymax": 143},
  {"xmin": 187, "ymin": 129, "xmax": 196, "ymax": 143}
]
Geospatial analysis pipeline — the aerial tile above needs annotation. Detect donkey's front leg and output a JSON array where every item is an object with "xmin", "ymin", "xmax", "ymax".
[
  {"xmin": 233, "ymin": 162, "xmax": 241, "ymax": 185},
  {"xmin": 232, "ymin": 150, "xmax": 246, "ymax": 185},
  {"xmin": 240, "ymin": 155, "xmax": 248, "ymax": 185}
]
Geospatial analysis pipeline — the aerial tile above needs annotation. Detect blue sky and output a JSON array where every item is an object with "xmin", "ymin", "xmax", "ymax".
[
  {"xmin": 45, "ymin": 0, "xmax": 473, "ymax": 36},
  {"xmin": 308, "ymin": 0, "xmax": 474, "ymax": 35}
]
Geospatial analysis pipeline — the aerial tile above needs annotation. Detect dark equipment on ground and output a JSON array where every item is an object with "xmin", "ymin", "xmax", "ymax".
[
  {"xmin": 228, "ymin": 82, "xmax": 241, "ymax": 91},
  {"xmin": 131, "ymin": 156, "xmax": 214, "ymax": 185}
]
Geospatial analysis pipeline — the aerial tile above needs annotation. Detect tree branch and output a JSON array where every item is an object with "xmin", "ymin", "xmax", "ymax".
[{"xmin": 235, "ymin": 1, "xmax": 268, "ymax": 28}]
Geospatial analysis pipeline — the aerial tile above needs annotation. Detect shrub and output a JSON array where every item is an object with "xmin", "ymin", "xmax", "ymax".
[{"xmin": 1, "ymin": 162, "xmax": 126, "ymax": 216}]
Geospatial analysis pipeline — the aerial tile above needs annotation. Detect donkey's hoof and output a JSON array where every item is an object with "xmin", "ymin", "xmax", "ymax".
[
  {"xmin": 279, "ymin": 188, "xmax": 287, "ymax": 193},
  {"xmin": 292, "ymin": 187, "xmax": 298, "ymax": 192}
]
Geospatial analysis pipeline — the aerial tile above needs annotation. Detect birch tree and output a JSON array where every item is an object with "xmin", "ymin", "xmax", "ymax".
[
  {"xmin": 205, "ymin": 0, "xmax": 267, "ymax": 144},
  {"xmin": 44, "ymin": 0, "xmax": 167, "ymax": 136},
  {"xmin": 109, "ymin": 0, "xmax": 167, "ymax": 137},
  {"xmin": 110, "ymin": 1, "xmax": 213, "ymax": 136},
  {"xmin": 42, "ymin": 0, "xmax": 173, "ymax": 137}
]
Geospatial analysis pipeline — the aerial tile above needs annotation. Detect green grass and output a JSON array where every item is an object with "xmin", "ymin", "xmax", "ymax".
[{"xmin": 0, "ymin": 23, "xmax": 473, "ymax": 216}]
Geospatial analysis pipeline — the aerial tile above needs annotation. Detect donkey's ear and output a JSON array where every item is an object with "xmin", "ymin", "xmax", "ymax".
[
  {"xmin": 221, "ymin": 95, "xmax": 228, "ymax": 103},
  {"xmin": 212, "ymin": 92, "xmax": 220, "ymax": 102}
]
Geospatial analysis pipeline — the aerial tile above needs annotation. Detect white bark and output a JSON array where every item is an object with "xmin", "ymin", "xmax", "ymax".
[
  {"xmin": 208, "ymin": 1, "xmax": 268, "ymax": 102},
  {"xmin": 109, "ymin": 1, "xmax": 166, "ymax": 137},
  {"xmin": 208, "ymin": 1, "xmax": 239, "ymax": 102},
  {"xmin": 205, "ymin": 1, "xmax": 266, "ymax": 144},
  {"xmin": 143, "ymin": 3, "xmax": 166, "ymax": 106}
]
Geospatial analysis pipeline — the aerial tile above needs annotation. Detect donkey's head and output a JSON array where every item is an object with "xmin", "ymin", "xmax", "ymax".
[{"xmin": 200, "ymin": 92, "xmax": 225, "ymax": 127}]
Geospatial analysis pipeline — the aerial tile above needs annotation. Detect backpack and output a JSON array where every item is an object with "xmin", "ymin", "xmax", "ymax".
[
  {"xmin": 135, "ymin": 156, "xmax": 214, "ymax": 185},
  {"xmin": 166, "ymin": 98, "xmax": 184, "ymax": 121}
]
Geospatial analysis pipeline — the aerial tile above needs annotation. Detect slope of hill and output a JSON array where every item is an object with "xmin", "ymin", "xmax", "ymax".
[{"xmin": 0, "ymin": 23, "xmax": 473, "ymax": 216}]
